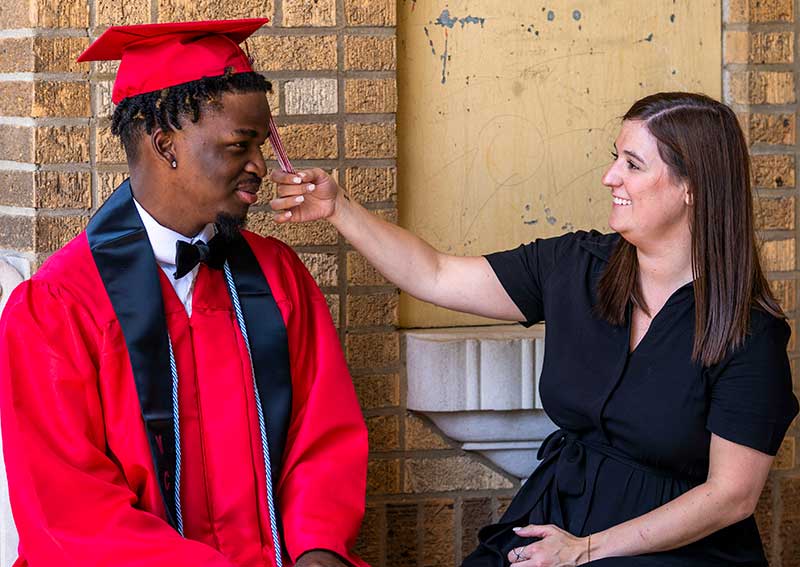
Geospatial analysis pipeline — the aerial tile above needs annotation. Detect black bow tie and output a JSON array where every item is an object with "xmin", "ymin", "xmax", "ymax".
[{"xmin": 174, "ymin": 234, "xmax": 227, "ymax": 279}]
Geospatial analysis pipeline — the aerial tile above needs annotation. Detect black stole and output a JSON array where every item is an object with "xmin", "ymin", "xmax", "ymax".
[{"xmin": 86, "ymin": 180, "xmax": 293, "ymax": 535}]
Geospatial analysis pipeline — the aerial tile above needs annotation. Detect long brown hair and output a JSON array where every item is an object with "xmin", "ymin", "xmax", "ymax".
[{"xmin": 596, "ymin": 92, "xmax": 783, "ymax": 366}]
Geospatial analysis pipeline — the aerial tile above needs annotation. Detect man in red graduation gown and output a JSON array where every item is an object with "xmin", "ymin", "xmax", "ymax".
[{"xmin": 0, "ymin": 18, "xmax": 369, "ymax": 567}]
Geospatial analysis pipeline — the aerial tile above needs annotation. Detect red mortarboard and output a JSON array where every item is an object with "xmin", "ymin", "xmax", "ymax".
[{"xmin": 77, "ymin": 18, "xmax": 268, "ymax": 104}]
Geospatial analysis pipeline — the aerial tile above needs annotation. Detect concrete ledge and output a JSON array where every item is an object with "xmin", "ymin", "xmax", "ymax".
[{"xmin": 404, "ymin": 325, "xmax": 556, "ymax": 479}]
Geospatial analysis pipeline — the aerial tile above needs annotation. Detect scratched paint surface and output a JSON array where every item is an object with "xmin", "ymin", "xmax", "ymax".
[{"xmin": 397, "ymin": 0, "xmax": 721, "ymax": 328}]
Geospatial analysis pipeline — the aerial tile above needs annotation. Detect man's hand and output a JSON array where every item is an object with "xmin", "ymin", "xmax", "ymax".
[
  {"xmin": 295, "ymin": 550, "xmax": 350, "ymax": 567},
  {"xmin": 270, "ymin": 168, "xmax": 342, "ymax": 224}
]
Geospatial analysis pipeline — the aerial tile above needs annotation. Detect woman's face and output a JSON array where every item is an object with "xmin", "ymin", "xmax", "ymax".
[{"xmin": 601, "ymin": 120, "xmax": 692, "ymax": 249}]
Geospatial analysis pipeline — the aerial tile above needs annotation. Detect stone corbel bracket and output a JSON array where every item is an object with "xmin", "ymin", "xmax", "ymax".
[{"xmin": 404, "ymin": 324, "xmax": 556, "ymax": 480}]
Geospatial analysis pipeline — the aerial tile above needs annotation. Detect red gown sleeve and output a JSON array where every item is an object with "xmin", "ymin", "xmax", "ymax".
[
  {"xmin": 274, "ymin": 246, "xmax": 369, "ymax": 567},
  {"xmin": 0, "ymin": 281, "xmax": 235, "ymax": 567}
]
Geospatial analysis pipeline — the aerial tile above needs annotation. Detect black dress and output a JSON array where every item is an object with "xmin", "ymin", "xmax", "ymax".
[{"xmin": 462, "ymin": 231, "xmax": 798, "ymax": 567}]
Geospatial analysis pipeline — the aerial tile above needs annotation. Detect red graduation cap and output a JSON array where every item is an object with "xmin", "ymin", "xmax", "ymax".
[{"xmin": 77, "ymin": 18, "xmax": 268, "ymax": 104}]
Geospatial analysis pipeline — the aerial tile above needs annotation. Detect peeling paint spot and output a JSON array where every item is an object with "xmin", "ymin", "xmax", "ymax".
[
  {"xmin": 572, "ymin": 10, "xmax": 581, "ymax": 21},
  {"xmin": 440, "ymin": 31, "xmax": 450, "ymax": 84},
  {"xmin": 524, "ymin": 219, "xmax": 539, "ymax": 225},
  {"xmin": 429, "ymin": 9, "xmax": 485, "ymax": 84},
  {"xmin": 670, "ymin": 14, "xmax": 675, "ymax": 23},
  {"xmin": 644, "ymin": 33, "xmax": 653, "ymax": 42},
  {"xmin": 436, "ymin": 9, "xmax": 458, "ymax": 28},
  {"xmin": 443, "ymin": 56, "xmax": 451, "ymax": 82},
  {"xmin": 547, "ymin": 10, "xmax": 555, "ymax": 21},
  {"xmin": 460, "ymin": 15, "xmax": 486, "ymax": 28},
  {"xmin": 544, "ymin": 207, "xmax": 557, "ymax": 225},
  {"xmin": 434, "ymin": 9, "xmax": 485, "ymax": 29}
]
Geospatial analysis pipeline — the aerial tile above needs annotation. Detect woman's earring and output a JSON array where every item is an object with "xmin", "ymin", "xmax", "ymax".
[{"xmin": 171, "ymin": 160, "xmax": 177, "ymax": 169}]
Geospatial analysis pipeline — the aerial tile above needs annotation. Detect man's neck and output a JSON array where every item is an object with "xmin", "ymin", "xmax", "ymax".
[{"xmin": 129, "ymin": 171, "xmax": 205, "ymax": 237}]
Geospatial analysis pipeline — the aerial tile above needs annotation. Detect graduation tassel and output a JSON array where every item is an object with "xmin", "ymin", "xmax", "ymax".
[{"xmin": 268, "ymin": 115, "xmax": 295, "ymax": 174}]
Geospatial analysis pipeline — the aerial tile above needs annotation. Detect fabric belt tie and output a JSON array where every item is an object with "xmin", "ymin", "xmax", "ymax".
[
  {"xmin": 536, "ymin": 428, "xmax": 698, "ymax": 501},
  {"xmin": 475, "ymin": 428, "xmax": 701, "ymax": 561},
  {"xmin": 538, "ymin": 429, "xmax": 586, "ymax": 497}
]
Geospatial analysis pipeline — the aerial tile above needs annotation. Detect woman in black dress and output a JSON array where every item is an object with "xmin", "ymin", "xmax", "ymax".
[{"xmin": 269, "ymin": 92, "xmax": 798, "ymax": 566}]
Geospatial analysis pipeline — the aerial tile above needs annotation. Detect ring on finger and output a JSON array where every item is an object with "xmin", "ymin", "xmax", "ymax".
[{"xmin": 512, "ymin": 547, "xmax": 526, "ymax": 562}]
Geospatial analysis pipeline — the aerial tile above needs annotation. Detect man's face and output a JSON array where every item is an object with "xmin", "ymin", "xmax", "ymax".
[{"xmin": 170, "ymin": 90, "xmax": 270, "ymax": 231}]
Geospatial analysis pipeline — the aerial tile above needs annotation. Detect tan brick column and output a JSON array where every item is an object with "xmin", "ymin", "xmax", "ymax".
[
  {"xmin": 724, "ymin": 0, "xmax": 800, "ymax": 564},
  {"xmin": 0, "ymin": 0, "xmax": 91, "ymax": 280},
  {"xmin": 0, "ymin": 1, "xmax": 92, "ymax": 561}
]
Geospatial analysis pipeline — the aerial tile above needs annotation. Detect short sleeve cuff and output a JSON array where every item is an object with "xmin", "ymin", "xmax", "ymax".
[
  {"xmin": 484, "ymin": 251, "xmax": 540, "ymax": 326},
  {"xmin": 707, "ymin": 407, "xmax": 791, "ymax": 456}
]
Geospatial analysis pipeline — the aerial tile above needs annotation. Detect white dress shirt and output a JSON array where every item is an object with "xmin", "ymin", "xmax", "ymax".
[{"xmin": 133, "ymin": 199, "xmax": 215, "ymax": 316}]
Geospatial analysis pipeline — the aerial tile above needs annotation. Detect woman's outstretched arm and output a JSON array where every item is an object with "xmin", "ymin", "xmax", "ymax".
[{"xmin": 269, "ymin": 168, "xmax": 524, "ymax": 322}]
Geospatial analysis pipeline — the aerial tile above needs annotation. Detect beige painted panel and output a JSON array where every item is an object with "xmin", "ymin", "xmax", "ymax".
[{"xmin": 397, "ymin": 0, "xmax": 721, "ymax": 328}]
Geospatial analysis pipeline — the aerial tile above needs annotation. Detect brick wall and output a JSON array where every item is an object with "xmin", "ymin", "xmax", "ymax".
[
  {"xmin": 0, "ymin": 0, "xmax": 799, "ymax": 566},
  {"xmin": 724, "ymin": 1, "xmax": 800, "ymax": 565}
]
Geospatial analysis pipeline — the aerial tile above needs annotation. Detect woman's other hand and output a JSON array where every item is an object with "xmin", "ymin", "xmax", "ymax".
[
  {"xmin": 270, "ymin": 168, "xmax": 341, "ymax": 224},
  {"xmin": 508, "ymin": 525, "xmax": 589, "ymax": 567}
]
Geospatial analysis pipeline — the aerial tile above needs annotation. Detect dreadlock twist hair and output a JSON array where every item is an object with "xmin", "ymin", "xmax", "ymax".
[{"xmin": 111, "ymin": 70, "xmax": 271, "ymax": 162}]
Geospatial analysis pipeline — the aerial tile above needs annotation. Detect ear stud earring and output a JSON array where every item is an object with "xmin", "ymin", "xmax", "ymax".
[{"xmin": 171, "ymin": 160, "xmax": 177, "ymax": 169}]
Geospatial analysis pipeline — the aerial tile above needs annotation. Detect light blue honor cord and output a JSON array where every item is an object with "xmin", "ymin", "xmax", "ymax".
[{"xmin": 167, "ymin": 260, "xmax": 283, "ymax": 567}]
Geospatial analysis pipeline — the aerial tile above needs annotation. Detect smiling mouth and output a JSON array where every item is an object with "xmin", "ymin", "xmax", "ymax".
[{"xmin": 613, "ymin": 196, "xmax": 632, "ymax": 206}]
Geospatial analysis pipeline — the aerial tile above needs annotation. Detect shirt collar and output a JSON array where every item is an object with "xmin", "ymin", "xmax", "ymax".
[
  {"xmin": 578, "ymin": 231, "xmax": 621, "ymax": 261},
  {"xmin": 133, "ymin": 198, "xmax": 215, "ymax": 267}
]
